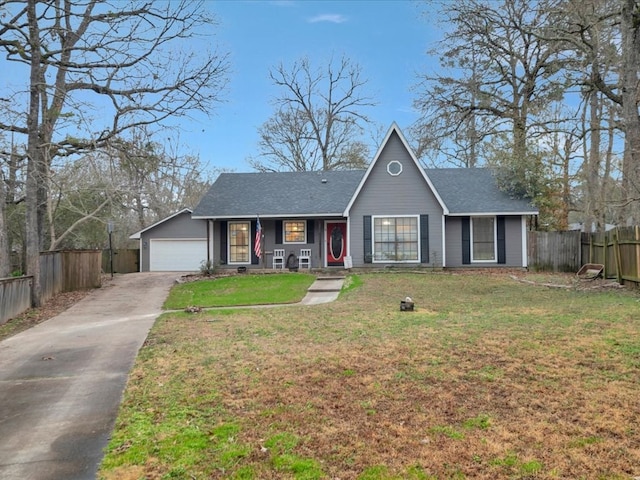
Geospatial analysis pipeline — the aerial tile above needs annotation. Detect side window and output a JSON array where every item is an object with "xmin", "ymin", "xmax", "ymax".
[
  {"xmin": 471, "ymin": 216, "xmax": 496, "ymax": 262},
  {"xmin": 283, "ymin": 220, "xmax": 306, "ymax": 243}
]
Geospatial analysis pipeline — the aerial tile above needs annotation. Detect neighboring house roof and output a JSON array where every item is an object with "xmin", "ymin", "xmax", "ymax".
[
  {"xmin": 426, "ymin": 168, "xmax": 538, "ymax": 215},
  {"xmin": 129, "ymin": 208, "xmax": 192, "ymax": 239},
  {"xmin": 191, "ymin": 170, "xmax": 365, "ymax": 219}
]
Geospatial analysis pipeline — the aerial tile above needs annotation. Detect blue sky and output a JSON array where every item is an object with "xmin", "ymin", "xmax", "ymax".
[{"xmin": 185, "ymin": 0, "xmax": 442, "ymax": 172}]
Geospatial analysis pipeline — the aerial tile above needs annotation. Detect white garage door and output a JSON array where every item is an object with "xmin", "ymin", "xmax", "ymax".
[{"xmin": 149, "ymin": 239, "xmax": 207, "ymax": 271}]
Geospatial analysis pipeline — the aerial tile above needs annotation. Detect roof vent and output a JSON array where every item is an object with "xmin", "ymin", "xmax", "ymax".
[{"xmin": 321, "ymin": 178, "xmax": 327, "ymax": 183}]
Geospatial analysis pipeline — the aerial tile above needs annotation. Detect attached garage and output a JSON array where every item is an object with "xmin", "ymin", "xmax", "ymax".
[
  {"xmin": 149, "ymin": 239, "xmax": 207, "ymax": 271},
  {"xmin": 130, "ymin": 209, "xmax": 209, "ymax": 272}
]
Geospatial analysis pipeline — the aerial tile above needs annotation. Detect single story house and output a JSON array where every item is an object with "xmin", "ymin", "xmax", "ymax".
[{"xmin": 132, "ymin": 123, "xmax": 538, "ymax": 271}]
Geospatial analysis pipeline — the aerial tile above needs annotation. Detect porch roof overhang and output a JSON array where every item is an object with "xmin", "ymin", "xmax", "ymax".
[
  {"xmin": 191, "ymin": 213, "xmax": 347, "ymax": 220},
  {"xmin": 446, "ymin": 210, "xmax": 539, "ymax": 217}
]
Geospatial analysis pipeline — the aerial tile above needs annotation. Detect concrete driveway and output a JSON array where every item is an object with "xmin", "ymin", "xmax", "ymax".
[{"xmin": 0, "ymin": 273, "xmax": 178, "ymax": 480}]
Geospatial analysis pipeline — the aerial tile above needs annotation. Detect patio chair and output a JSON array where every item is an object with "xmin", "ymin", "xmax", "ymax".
[
  {"xmin": 273, "ymin": 249, "xmax": 285, "ymax": 269},
  {"xmin": 299, "ymin": 249, "xmax": 311, "ymax": 269}
]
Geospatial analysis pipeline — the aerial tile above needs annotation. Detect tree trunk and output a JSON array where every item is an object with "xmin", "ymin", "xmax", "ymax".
[
  {"xmin": 620, "ymin": 0, "xmax": 640, "ymax": 224},
  {"xmin": 0, "ymin": 172, "xmax": 9, "ymax": 277},
  {"xmin": 25, "ymin": 0, "xmax": 43, "ymax": 307},
  {"xmin": 587, "ymin": 87, "xmax": 602, "ymax": 230}
]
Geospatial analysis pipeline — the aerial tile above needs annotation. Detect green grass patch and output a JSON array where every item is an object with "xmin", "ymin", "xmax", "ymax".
[
  {"xmin": 430, "ymin": 425, "xmax": 465, "ymax": 440},
  {"xmin": 100, "ymin": 272, "xmax": 640, "ymax": 480},
  {"xmin": 462, "ymin": 414, "xmax": 492, "ymax": 430},
  {"xmin": 163, "ymin": 273, "xmax": 316, "ymax": 309}
]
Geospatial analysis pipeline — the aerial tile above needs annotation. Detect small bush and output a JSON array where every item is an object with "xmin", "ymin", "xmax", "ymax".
[{"xmin": 199, "ymin": 259, "xmax": 218, "ymax": 276}]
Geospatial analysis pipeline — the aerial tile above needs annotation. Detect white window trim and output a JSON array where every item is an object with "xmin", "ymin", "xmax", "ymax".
[
  {"xmin": 283, "ymin": 220, "xmax": 307, "ymax": 244},
  {"xmin": 228, "ymin": 221, "xmax": 251, "ymax": 265},
  {"xmin": 386, "ymin": 160, "xmax": 403, "ymax": 176},
  {"xmin": 470, "ymin": 216, "xmax": 497, "ymax": 263},
  {"xmin": 371, "ymin": 214, "xmax": 420, "ymax": 263}
]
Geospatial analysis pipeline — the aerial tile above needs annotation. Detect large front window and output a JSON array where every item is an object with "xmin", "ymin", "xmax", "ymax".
[
  {"xmin": 284, "ymin": 220, "xmax": 306, "ymax": 243},
  {"xmin": 472, "ymin": 216, "xmax": 496, "ymax": 261},
  {"xmin": 229, "ymin": 222, "xmax": 250, "ymax": 263},
  {"xmin": 373, "ymin": 216, "xmax": 419, "ymax": 262}
]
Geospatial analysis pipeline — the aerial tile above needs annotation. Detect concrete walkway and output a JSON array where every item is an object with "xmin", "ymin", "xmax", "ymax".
[
  {"xmin": 300, "ymin": 276, "xmax": 345, "ymax": 305},
  {"xmin": 0, "ymin": 272, "xmax": 344, "ymax": 480}
]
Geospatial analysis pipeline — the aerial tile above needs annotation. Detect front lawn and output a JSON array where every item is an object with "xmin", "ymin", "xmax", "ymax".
[
  {"xmin": 100, "ymin": 272, "xmax": 640, "ymax": 480},
  {"xmin": 163, "ymin": 273, "xmax": 316, "ymax": 309}
]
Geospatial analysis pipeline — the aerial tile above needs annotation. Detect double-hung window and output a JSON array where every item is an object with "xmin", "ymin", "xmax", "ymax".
[
  {"xmin": 229, "ymin": 222, "xmax": 250, "ymax": 263},
  {"xmin": 373, "ymin": 216, "xmax": 419, "ymax": 262},
  {"xmin": 284, "ymin": 220, "xmax": 306, "ymax": 243},
  {"xmin": 471, "ymin": 216, "xmax": 496, "ymax": 262}
]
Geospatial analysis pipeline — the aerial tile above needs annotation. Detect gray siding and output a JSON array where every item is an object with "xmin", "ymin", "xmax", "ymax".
[
  {"xmin": 140, "ymin": 212, "xmax": 207, "ymax": 272},
  {"xmin": 445, "ymin": 217, "xmax": 463, "ymax": 267},
  {"xmin": 445, "ymin": 215, "xmax": 524, "ymax": 267},
  {"xmin": 505, "ymin": 216, "xmax": 524, "ymax": 266},
  {"xmin": 349, "ymin": 131, "xmax": 444, "ymax": 267},
  {"xmin": 212, "ymin": 218, "xmax": 325, "ymax": 269}
]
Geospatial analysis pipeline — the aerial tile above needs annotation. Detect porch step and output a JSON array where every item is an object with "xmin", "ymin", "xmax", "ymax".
[{"xmin": 307, "ymin": 276, "xmax": 345, "ymax": 293}]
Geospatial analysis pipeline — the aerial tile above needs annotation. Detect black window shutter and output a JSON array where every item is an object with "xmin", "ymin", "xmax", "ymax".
[
  {"xmin": 251, "ymin": 220, "xmax": 259, "ymax": 265},
  {"xmin": 275, "ymin": 220, "xmax": 283, "ymax": 244},
  {"xmin": 420, "ymin": 214, "xmax": 429, "ymax": 263},
  {"xmin": 219, "ymin": 221, "xmax": 228, "ymax": 264},
  {"xmin": 497, "ymin": 216, "xmax": 506, "ymax": 264},
  {"xmin": 461, "ymin": 217, "xmax": 470, "ymax": 264},
  {"xmin": 307, "ymin": 220, "xmax": 315, "ymax": 244},
  {"xmin": 363, "ymin": 215, "xmax": 372, "ymax": 263}
]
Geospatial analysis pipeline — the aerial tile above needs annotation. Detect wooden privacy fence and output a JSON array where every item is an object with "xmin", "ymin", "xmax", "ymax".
[
  {"xmin": 102, "ymin": 249, "xmax": 139, "ymax": 274},
  {"xmin": 1, "ymin": 250, "xmax": 102, "ymax": 325},
  {"xmin": 527, "ymin": 231, "xmax": 582, "ymax": 273},
  {"xmin": 0, "ymin": 276, "xmax": 32, "ymax": 326},
  {"xmin": 528, "ymin": 227, "xmax": 640, "ymax": 287},
  {"xmin": 581, "ymin": 227, "xmax": 640, "ymax": 285}
]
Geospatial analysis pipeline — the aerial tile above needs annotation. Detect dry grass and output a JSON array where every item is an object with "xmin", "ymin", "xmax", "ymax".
[{"xmin": 100, "ymin": 272, "xmax": 640, "ymax": 480}]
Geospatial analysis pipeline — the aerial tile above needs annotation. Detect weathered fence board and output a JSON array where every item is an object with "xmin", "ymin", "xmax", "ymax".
[
  {"xmin": 0, "ymin": 276, "xmax": 32, "ymax": 325},
  {"xmin": 530, "ymin": 228, "xmax": 639, "ymax": 287},
  {"xmin": 40, "ymin": 251, "xmax": 63, "ymax": 302},
  {"xmin": 63, "ymin": 250, "xmax": 102, "ymax": 291},
  {"xmin": 2, "ymin": 250, "xmax": 102, "ymax": 325},
  {"xmin": 528, "ymin": 231, "xmax": 582, "ymax": 272},
  {"xmin": 102, "ymin": 249, "xmax": 139, "ymax": 274}
]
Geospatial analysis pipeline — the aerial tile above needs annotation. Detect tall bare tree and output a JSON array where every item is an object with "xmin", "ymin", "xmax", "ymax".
[
  {"xmin": 0, "ymin": 0, "xmax": 229, "ymax": 305},
  {"xmin": 618, "ymin": 0, "xmax": 640, "ymax": 223},
  {"xmin": 413, "ymin": 0, "xmax": 567, "ymax": 171},
  {"xmin": 0, "ymin": 167, "xmax": 9, "ymax": 277},
  {"xmin": 542, "ymin": 0, "xmax": 639, "ymax": 226},
  {"xmin": 249, "ymin": 55, "xmax": 377, "ymax": 172}
]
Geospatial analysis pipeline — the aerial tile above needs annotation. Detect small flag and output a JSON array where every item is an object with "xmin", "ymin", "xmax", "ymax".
[{"xmin": 254, "ymin": 216, "xmax": 262, "ymax": 258}]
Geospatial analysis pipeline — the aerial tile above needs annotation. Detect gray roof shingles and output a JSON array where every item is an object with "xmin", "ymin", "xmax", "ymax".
[
  {"xmin": 193, "ymin": 168, "xmax": 537, "ymax": 218},
  {"xmin": 425, "ymin": 168, "xmax": 537, "ymax": 214},
  {"xmin": 192, "ymin": 170, "xmax": 366, "ymax": 218}
]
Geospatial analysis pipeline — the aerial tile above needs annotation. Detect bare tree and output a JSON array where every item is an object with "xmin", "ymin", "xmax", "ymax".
[
  {"xmin": 618, "ymin": 0, "xmax": 640, "ymax": 223},
  {"xmin": 0, "ymin": 0, "xmax": 229, "ymax": 305},
  {"xmin": 44, "ymin": 130, "xmax": 214, "ymax": 250},
  {"xmin": 413, "ymin": 0, "xmax": 567, "ymax": 170},
  {"xmin": 0, "ymin": 167, "xmax": 9, "ymax": 277},
  {"xmin": 542, "ymin": 0, "xmax": 639, "ymax": 225},
  {"xmin": 250, "ymin": 55, "xmax": 377, "ymax": 172}
]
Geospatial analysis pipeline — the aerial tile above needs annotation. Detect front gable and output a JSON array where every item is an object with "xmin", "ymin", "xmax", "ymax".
[
  {"xmin": 344, "ymin": 123, "xmax": 447, "ymax": 216},
  {"xmin": 345, "ymin": 124, "xmax": 446, "ymax": 266}
]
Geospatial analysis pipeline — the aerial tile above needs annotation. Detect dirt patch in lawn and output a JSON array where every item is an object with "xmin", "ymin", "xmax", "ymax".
[{"xmin": 101, "ymin": 272, "xmax": 640, "ymax": 479}]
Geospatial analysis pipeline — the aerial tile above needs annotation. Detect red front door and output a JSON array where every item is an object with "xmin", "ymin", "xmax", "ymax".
[{"xmin": 326, "ymin": 222, "xmax": 347, "ymax": 266}]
